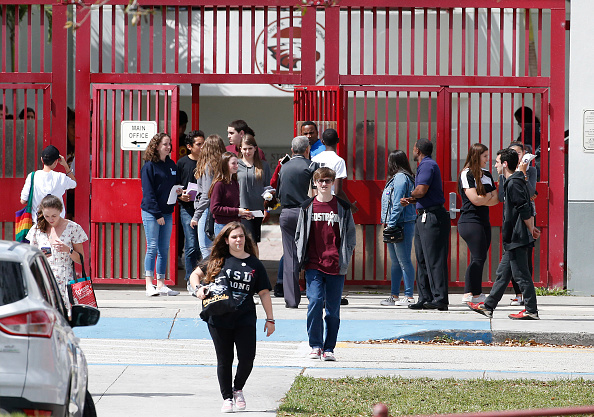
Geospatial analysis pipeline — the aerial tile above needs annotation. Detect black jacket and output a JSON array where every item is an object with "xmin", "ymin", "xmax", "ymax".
[{"xmin": 501, "ymin": 171, "xmax": 535, "ymax": 250}]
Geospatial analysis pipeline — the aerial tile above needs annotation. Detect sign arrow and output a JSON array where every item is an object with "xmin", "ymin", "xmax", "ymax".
[{"xmin": 131, "ymin": 141, "xmax": 147, "ymax": 145}]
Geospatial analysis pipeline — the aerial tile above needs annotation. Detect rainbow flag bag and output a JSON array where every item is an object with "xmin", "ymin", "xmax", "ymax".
[{"xmin": 15, "ymin": 171, "xmax": 35, "ymax": 242}]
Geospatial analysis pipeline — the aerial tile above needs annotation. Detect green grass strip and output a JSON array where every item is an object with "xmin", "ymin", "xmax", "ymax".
[{"xmin": 278, "ymin": 376, "xmax": 594, "ymax": 416}]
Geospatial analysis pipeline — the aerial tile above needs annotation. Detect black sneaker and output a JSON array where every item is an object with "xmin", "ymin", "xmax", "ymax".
[{"xmin": 340, "ymin": 297, "xmax": 349, "ymax": 305}]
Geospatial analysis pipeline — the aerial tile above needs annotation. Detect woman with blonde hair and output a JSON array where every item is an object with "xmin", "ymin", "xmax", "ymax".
[
  {"xmin": 190, "ymin": 134, "xmax": 226, "ymax": 258},
  {"xmin": 458, "ymin": 143, "xmax": 498, "ymax": 304},
  {"xmin": 141, "ymin": 132, "xmax": 181, "ymax": 296},
  {"xmin": 237, "ymin": 134, "xmax": 271, "ymax": 252},
  {"xmin": 27, "ymin": 195, "xmax": 88, "ymax": 308},
  {"xmin": 196, "ymin": 222, "xmax": 274, "ymax": 413}
]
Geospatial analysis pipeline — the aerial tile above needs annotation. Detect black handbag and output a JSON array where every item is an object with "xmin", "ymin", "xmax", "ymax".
[
  {"xmin": 199, "ymin": 275, "xmax": 239, "ymax": 320},
  {"xmin": 383, "ymin": 225, "xmax": 404, "ymax": 243},
  {"xmin": 204, "ymin": 208, "xmax": 216, "ymax": 241}
]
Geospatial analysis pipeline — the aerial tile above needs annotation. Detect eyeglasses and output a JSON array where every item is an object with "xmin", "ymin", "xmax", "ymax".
[{"xmin": 316, "ymin": 178, "xmax": 333, "ymax": 184}]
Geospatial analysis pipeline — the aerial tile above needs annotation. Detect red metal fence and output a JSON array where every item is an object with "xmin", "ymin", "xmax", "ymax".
[{"xmin": 0, "ymin": 1, "xmax": 565, "ymax": 288}]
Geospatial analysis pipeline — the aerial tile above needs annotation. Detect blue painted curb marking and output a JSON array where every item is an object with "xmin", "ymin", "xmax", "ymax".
[{"xmin": 74, "ymin": 318, "xmax": 491, "ymax": 342}]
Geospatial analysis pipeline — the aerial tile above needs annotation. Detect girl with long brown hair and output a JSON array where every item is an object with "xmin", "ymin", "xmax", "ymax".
[
  {"xmin": 458, "ymin": 143, "xmax": 499, "ymax": 304},
  {"xmin": 190, "ymin": 134, "xmax": 226, "ymax": 258},
  {"xmin": 196, "ymin": 222, "xmax": 274, "ymax": 413},
  {"xmin": 27, "ymin": 195, "xmax": 88, "ymax": 307},
  {"xmin": 209, "ymin": 152, "xmax": 253, "ymax": 238},
  {"xmin": 237, "ymin": 134, "xmax": 271, "ymax": 249}
]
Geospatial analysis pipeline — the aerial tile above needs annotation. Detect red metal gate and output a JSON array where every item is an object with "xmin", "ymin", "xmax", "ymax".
[{"xmin": 90, "ymin": 84, "xmax": 179, "ymax": 284}]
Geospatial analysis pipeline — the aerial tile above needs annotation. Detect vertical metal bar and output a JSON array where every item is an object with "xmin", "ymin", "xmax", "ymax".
[
  {"xmin": 276, "ymin": 7, "xmax": 281, "ymax": 75},
  {"xmin": 111, "ymin": 7, "xmax": 116, "ymax": 73},
  {"xmin": 352, "ymin": 91, "xmax": 357, "ymax": 179},
  {"xmin": 520, "ymin": 93, "xmax": 525, "ymax": 145},
  {"xmin": 40, "ymin": 5, "xmax": 45, "ymax": 72},
  {"xmin": 428, "ymin": 90, "xmax": 432, "ymax": 141},
  {"xmin": 478, "ymin": 92, "xmax": 482, "ymax": 144},
  {"xmin": 263, "ymin": 7, "xmax": 268, "ymax": 73},
  {"xmin": 11, "ymin": 89, "xmax": 16, "ymax": 173},
  {"xmin": 435, "ymin": 8, "xmax": 440, "ymax": 76},
  {"xmin": 98, "ymin": 6, "xmax": 103, "ymax": 73},
  {"xmin": 27, "ymin": 6, "xmax": 32, "ymax": 73},
  {"xmin": 524, "ymin": 9, "xmax": 530, "ymax": 77},
  {"xmin": 200, "ymin": 6, "xmax": 205, "ymax": 73},
  {"xmin": 461, "ymin": 8, "xmax": 466, "ymax": 75},
  {"xmin": 372, "ymin": 7, "xmax": 377, "ymax": 75},
  {"xmin": 500, "ymin": 8, "xmax": 504, "ymax": 76},
  {"xmin": 360, "ymin": 7, "xmax": 364, "ymax": 75},
  {"xmin": 385, "ymin": 7, "xmax": 390, "ymax": 75},
  {"xmin": 162, "ymin": 7, "xmax": 167, "ymax": 73},
  {"xmin": 23, "ymin": 89, "xmax": 28, "ymax": 172},
  {"xmin": 487, "ymin": 9, "xmax": 491, "ymax": 76},
  {"xmin": 417, "ymin": 91, "xmax": 421, "ymax": 140},
  {"xmin": 225, "ymin": 6, "xmax": 230, "ymax": 74},
  {"xmin": 398, "ymin": 8, "xmax": 403, "ymax": 75},
  {"xmin": 499, "ymin": 93, "xmax": 504, "ymax": 151},
  {"xmin": 137, "ymin": 7, "xmax": 142, "ymax": 73},
  {"xmin": 395, "ymin": 91, "xmax": 400, "ymax": 151},
  {"xmin": 347, "ymin": 8, "xmax": 352, "ymax": 75},
  {"xmin": 374, "ymin": 91, "xmax": 378, "ymax": 179},
  {"xmin": 410, "ymin": 7, "xmax": 415, "ymax": 75},
  {"xmin": 174, "ymin": 6, "xmax": 179, "ymax": 74},
  {"xmin": 448, "ymin": 8, "xmax": 453, "ymax": 76},
  {"xmin": 2, "ymin": 6, "xmax": 6, "ymax": 73},
  {"xmin": 124, "ymin": 7, "xmax": 129, "ymax": 73},
  {"xmin": 14, "ymin": 6, "xmax": 19, "ymax": 72},
  {"xmin": 238, "ymin": 6, "xmax": 243, "ymax": 73},
  {"xmin": 384, "ymin": 91, "xmax": 389, "ymax": 164},
  {"xmin": 537, "ymin": 9, "xmax": 542, "ymax": 77},
  {"xmin": 1, "ymin": 89, "xmax": 5, "ymax": 176},
  {"xmin": 406, "ymin": 91, "xmax": 411, "ymax": 152},
  {"xmin": 423, "ymin": 8, "xmax": 428, "ymax": 75},
  {"xmin": 187, "ymin": 7, "xmax": 192, "ymax": 74},
  {"xmin": 363, "ymin": 91, "xmax": 368, "ymax": 179},
  {"xmin": 250, "ymin": 7, "xmax": 255, "ymax": 74},
  {"xmin": 511, "ymin": 93, "xmax": 515, "ymax": 143},
  {"xmin": 512, "ymin": 9, "xmax": 518, "ymax": 77},
  {"xmin": 149, "ymin": 7, "xmax": 153, "ymax": 73},
  {"xmin": 473, "ymin": 8, "xmax": 479, "ymax": 76}
]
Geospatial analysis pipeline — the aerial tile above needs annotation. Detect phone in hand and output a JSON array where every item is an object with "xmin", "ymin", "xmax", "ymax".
[
  {"xmin": 280, "ymin": 154, "xmax": 291, "ymax": 165},
  {"xmin": 41, "ymin": 246, "xmax": 51, "ymax": 256}
]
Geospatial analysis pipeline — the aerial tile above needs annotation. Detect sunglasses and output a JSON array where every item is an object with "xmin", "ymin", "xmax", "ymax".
[{"xmin": 316, "ymin": 178, "xmax": 333, "ymax": 184}]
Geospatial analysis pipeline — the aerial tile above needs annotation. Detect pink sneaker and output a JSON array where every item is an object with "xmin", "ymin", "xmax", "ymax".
[
  {"xmin": 221, "ymin": 398, "xmax": 234, "ymax": 413},
  {"xmin": 233, "ymin": 389, "xmax": 246, "ymax": 410}
]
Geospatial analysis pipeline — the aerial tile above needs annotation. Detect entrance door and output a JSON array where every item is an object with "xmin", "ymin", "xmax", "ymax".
[
  {"xmin": 90, "ymin": 84, "xmax": 179, "ymax": 284},
  {"xmin": 0, "ymin": 84, "xmax": 51, "ymax": 239},
  {"xmin": 445, "ymin": 87, "xmax": 550, "ymax": 287}
]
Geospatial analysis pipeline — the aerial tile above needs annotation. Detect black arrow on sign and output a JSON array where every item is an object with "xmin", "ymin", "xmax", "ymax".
[{"xmin": 131, "ymin": 141, "xmax": 147, "ymax": 145}]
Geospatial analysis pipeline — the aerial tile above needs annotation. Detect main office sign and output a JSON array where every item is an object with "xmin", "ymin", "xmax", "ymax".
[{"xmin": 120, "ymin": 121, "xmax": 157, "ymax": 151}]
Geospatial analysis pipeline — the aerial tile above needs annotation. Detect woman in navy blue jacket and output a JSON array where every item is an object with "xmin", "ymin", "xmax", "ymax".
[{"xmin": 141, "ymin": 132, "xmax": 181, "ymax": 297}]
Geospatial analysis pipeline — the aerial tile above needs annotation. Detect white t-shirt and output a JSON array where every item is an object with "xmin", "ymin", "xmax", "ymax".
[
  {"xmin": 20, "ymin": 170, "xmax": 77, "ymax": 222},
  {"xmin": 312, "ymin": 150, "xmax": 347, "ymax": 195}
]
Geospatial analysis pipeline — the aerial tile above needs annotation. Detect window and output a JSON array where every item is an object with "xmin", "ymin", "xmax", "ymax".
[{"xmin": 0, "ymin": 261, "xmax": 26, "ymax": 306}]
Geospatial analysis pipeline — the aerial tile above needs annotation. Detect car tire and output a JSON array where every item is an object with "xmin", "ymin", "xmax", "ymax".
[{"xmin": 83, "ymin": 390, "xmax": 97, "ymax": 417}]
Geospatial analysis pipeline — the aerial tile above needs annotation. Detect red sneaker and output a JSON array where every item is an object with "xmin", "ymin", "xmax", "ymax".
[
  {"xmin": 508, "ymin": 309, "xmax": 539, "ymax": 320},
  {"xmin": 467, "ymin": 302, "xmax": 493, "ymax": 318}
]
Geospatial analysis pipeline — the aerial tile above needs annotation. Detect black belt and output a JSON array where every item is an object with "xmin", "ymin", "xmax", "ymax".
[{"xmin": 417, "ymin": 205, "xmax": 444, "ymax": 215}]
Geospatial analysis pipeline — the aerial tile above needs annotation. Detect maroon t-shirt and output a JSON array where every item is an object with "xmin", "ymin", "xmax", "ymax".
[{"xmin": 305, "ymin": 197, "xmax": 341, "ymax": 275}]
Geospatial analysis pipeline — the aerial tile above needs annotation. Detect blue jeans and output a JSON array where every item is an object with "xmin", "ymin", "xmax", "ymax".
[
  {"xmin": 197, "ymin": 208, "xmax": 213, "ymax": 259},
  {"xmin": 141, "ymin": 210, "xmax": 173, "ymax": 279},
  {"xmin": 386, "ymin": 221, "xmax": 415, "ymax": 298},
  {"xmin": 214, "ymin": 221, "xmax": 225, "ymax": 238},
  {"xmin": 180, "ymin": 206, "xmax": 200, "ymax": 281},
  {"xmin": 305, "ymin": 269, "xmax": 345, "ymax": 352}
]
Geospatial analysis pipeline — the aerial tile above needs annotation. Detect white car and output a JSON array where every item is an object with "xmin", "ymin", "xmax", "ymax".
[{"xmin": 0, "ymin": 241, "xmax": 99, "ymax": 417}]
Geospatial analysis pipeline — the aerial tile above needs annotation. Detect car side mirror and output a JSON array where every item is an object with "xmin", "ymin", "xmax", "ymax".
[{"xmin": 69, "ymin": 305, "xmax": 100, "ymax": 328}]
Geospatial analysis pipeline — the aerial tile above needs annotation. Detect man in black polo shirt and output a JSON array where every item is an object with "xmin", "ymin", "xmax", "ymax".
[
  {"xmin": 401, "ymin": 138, "xmax": 450, "ymax": 310},
  {"xmin": 278, "ymin": 135, "xmax": 318, "ymax": 308}
]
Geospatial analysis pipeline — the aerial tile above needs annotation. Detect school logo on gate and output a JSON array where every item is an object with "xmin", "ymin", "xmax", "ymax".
[{"xmin": 255, "ymin": 17, "xmax": 325, "ymax": 92}]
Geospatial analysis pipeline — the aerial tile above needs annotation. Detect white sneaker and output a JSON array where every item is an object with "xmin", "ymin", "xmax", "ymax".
[
  {"xmin": 510, "ymin": 297, "xmax": 524, "ymax": 306},
  {"xmin": 322, "ymin": 351, "xmax": 336, "ymax": 361},
  {"xmin": 233, "ymin": 390, "xmax": 246, "ymax": 410},
  {"xmin": 157, "ymin": 285, "xmax": 180, "ymax": 296},
  {"xmin": 472, "ymin": 294, "xmax": 486, "ymax": 303},
  {"xmin": 146, "ymin": 285, "xmax": 159, "ymax": 297},
  {"xmin": 221, "ymin": 398, "xmax": 234, "ymax": 413},
  {"xmin": 187, "ymin": 281, "xmax": 196, "ymax": 296},
  {"xmin": 461, "ymin": 293, "xmax": 473, "ymax": 303},
  {"xmin": 395, "ymin": 297, "xmax": 415, "ymax": 306},
  {"xmin": 380, "ymin": 295, "xmax": 397, "ymax": 306},
  {"xmin": 308, "ymin": 348, "xmax": 322, "ymax": 359}
]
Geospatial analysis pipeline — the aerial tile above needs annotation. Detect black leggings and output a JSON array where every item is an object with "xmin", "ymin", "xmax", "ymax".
[
  {"xmin": 458, "ymin": 221, "xmax": 491, "ymax": 295},
  {"xmin": 208, "ymin": 324, "xmax": 257, "ymax": 400}
]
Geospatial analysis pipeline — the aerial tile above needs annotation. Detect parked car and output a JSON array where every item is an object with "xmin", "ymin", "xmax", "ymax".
[{"xmin": 0, "ymin": 240, "xmax": 100, "ymax": 417}]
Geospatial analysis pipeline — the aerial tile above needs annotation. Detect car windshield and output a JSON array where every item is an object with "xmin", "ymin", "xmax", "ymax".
[{"xmin": 0, "ymin": 260, "xmax": 26, "ymax": 306}]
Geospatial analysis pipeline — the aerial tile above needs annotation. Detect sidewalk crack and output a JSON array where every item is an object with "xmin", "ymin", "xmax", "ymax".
[{"xmin": 96, "ymin": 365, "xmax": 128, "ymax": 403}]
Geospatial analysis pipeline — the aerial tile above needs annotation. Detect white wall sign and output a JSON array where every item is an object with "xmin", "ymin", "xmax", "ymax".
[
  {"xmin": 120, "ymin": 121, "xmax": 157, "ymax": 151},
  {"xmin": 583, "ymin": 110, "xmax": 594, "ymax": 152}
]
